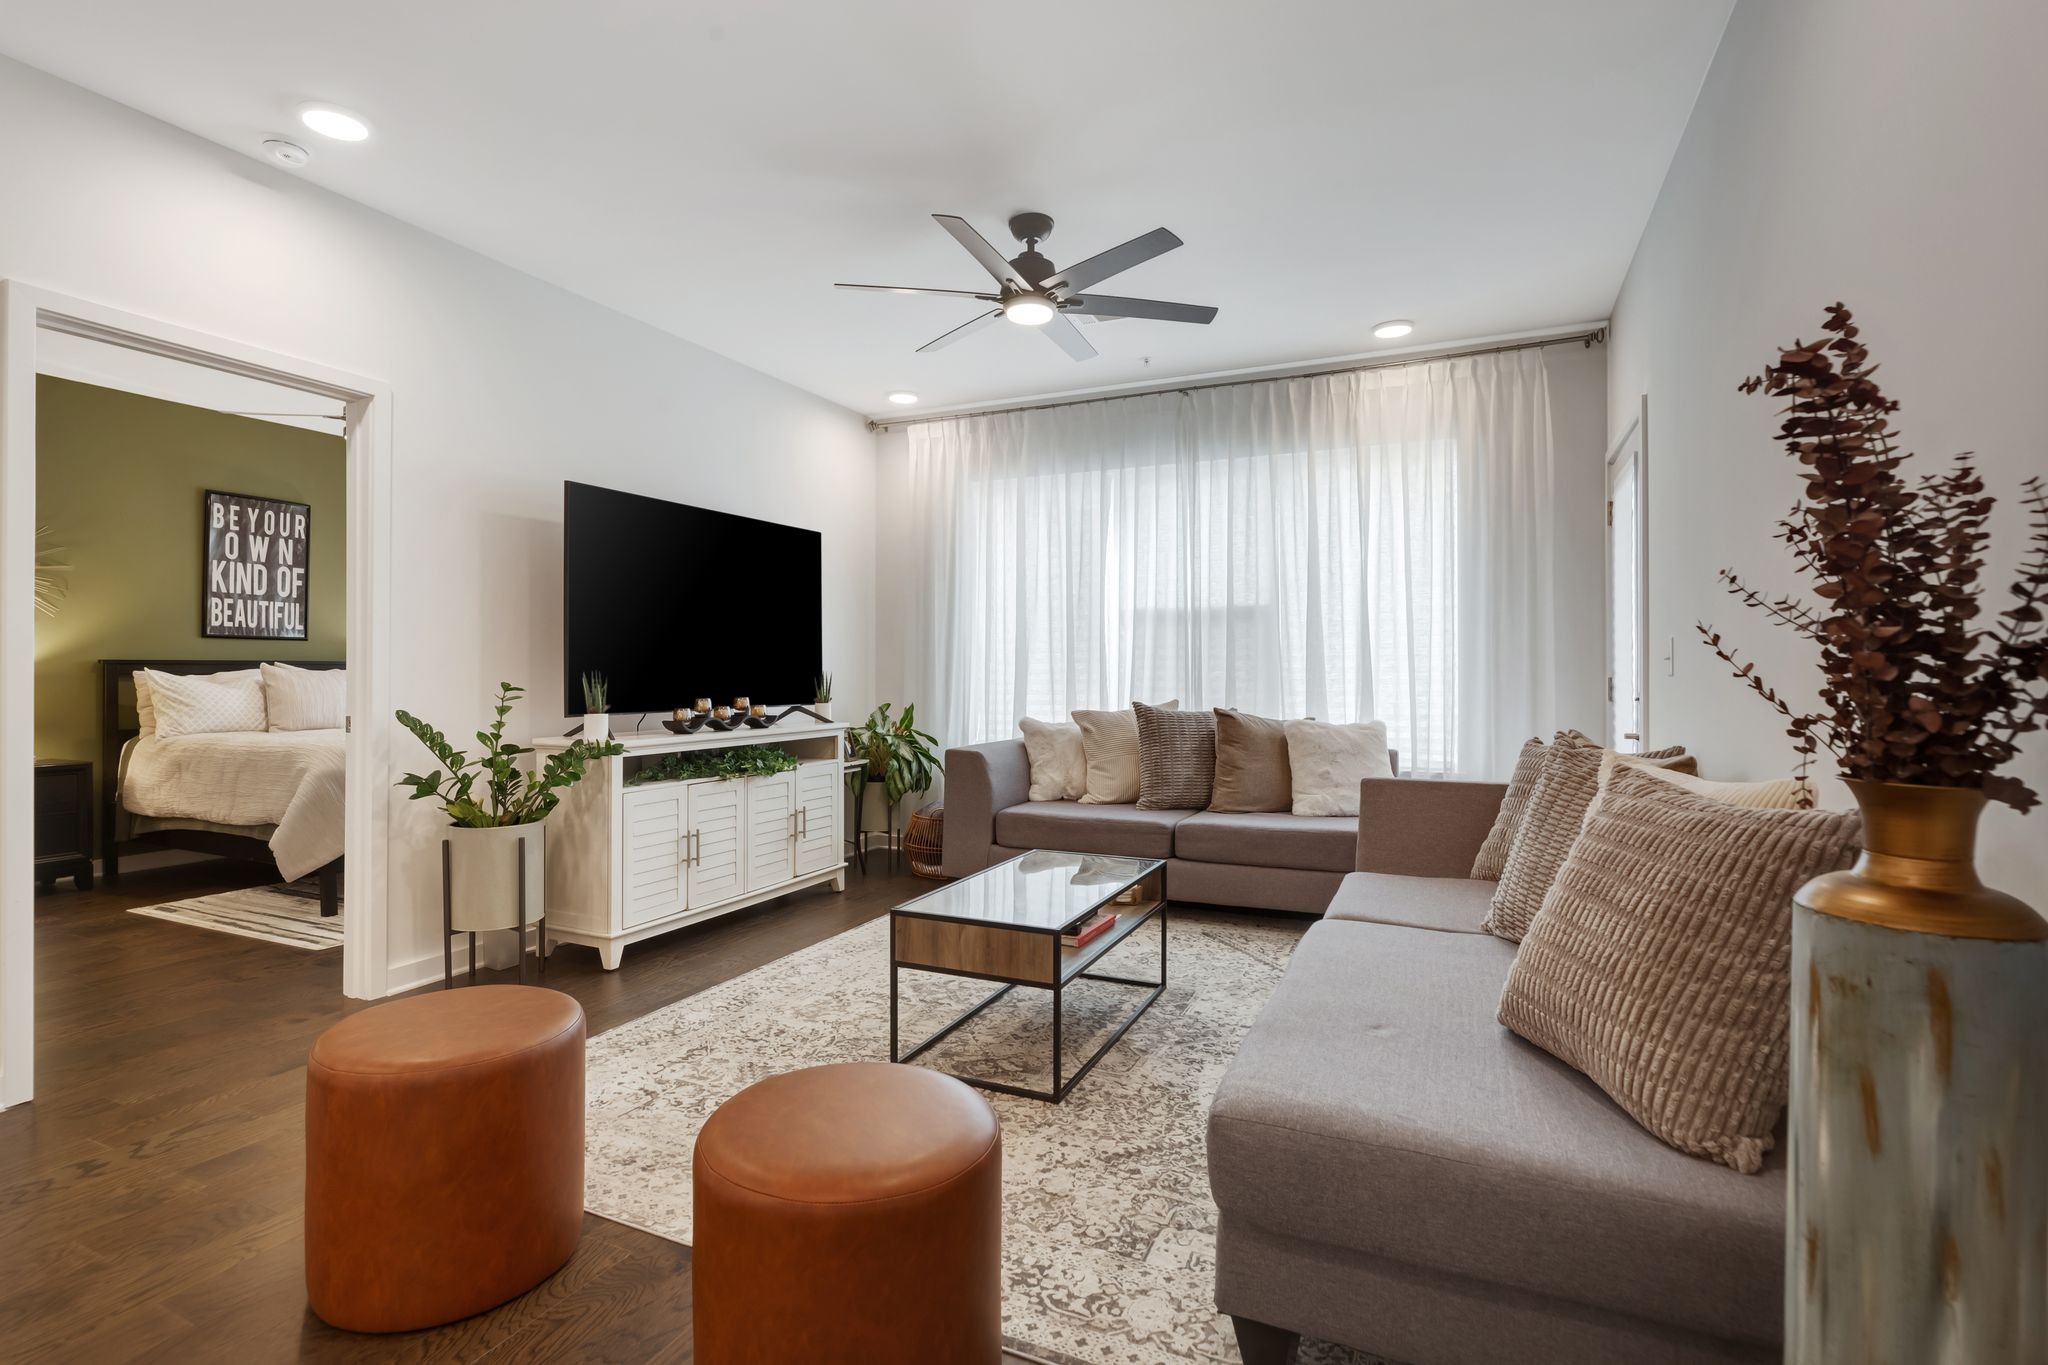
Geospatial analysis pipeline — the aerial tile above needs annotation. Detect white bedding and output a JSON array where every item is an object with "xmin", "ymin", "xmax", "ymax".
[{"xmin": 122, "ymin": 729, "xmax": 345, "ymax": 882}]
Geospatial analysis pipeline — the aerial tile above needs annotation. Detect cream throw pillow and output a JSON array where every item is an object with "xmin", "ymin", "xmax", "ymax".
[
  {"xmin": 1283, "ymin": 718, "xmax": 1393, "ymax": 817},
  {"xmin": 1073, "ymin": 701, "xmax": 1178, "ymax": 805},
  {"xmin": 144, "ymin": 668, "xmax": 267, "ymax": 738},
  {"xmin": 1499, "ymin": 765, "xmax": 1862, "ymax": 1173},
  {"xmin": 1593, "ymin": 750, "xmax": 1811, "ymax": 814},
  {"xmin": 1018, "ymin": 716, "xmax": 1087, "ymax": 802},
  {"xmin": 262, "ymin": 662, "xmax": 347, "ymax": 732}
]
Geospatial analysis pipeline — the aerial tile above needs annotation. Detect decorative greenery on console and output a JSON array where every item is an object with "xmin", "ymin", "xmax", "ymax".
[
  {"xmin": 581, "ymin": 670, "xmax": 609, "ymax": 714},
  {"xmin": 628, "ymin": 744, "xmax": 799, "ymax": 785},
  {"xmin": 1700, "ymin": 303, "xmax": 2048, "ymax": 810},
  {"xmin": 397, "ymin": 681, "xmax": 624, "ymax": 827}
]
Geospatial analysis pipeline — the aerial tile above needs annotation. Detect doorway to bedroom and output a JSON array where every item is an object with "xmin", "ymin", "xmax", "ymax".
[
  {"xmin": 33, "ymin": 335, "xmax": 350, "ymax": 947},
  {"xmin": 1, "ymin": 285, "xmax": 393, "ymax": 1110}
]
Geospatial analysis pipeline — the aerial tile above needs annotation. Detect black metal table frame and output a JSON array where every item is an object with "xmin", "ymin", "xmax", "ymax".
[{"xmin": 888, "ymin": 900, "xmax": 1167, "ymax": 1103}]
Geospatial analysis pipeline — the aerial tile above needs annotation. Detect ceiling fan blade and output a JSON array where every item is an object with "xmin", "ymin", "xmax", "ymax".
[
  {"xmin": 1041, "ymin": 311, "xmax": 1098, "ymax": 361},
  {"xmin": 915, "ymin": 309, "xmax": 1004, "ymax": 353},
  {"xmin": 1043, "ymin": 227, "xmax": 1183, "ymax": 294},
  {"xmin": 836, "ymin": 282, "xmax": 999, "ymax": 300},
  {"xmin": 933, "ymin": 214, "xmax": 1029, "ymax": 289},
  {"xmin": 1063, "ymin": 294, "xmax": 1218, "ymax": 325}
]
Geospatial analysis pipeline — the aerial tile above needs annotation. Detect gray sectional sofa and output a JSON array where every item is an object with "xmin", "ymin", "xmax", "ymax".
[
  {"xmin": 941, "ymin": 738, "xmax": 1418, "ymax": 913},
  {"xmin": 943, "ymin": 742, "xmax": 1784, "ymax": 1365},
  {"xmin": 1209, "ymin": 778, "xmax": 1785, "ymax": 1365}
]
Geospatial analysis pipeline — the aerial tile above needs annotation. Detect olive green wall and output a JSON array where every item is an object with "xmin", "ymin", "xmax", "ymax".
[{"xmin": 33, "ymin": 376, "xmax": 346, "ymax": 800}]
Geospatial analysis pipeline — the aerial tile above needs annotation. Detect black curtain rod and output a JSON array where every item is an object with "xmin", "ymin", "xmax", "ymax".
[{"xmin": 871, "ymin": 327, "xmax": 1607, "ymax": 430}]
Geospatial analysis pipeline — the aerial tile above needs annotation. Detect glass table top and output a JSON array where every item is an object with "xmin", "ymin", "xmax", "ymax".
[{"xmin": 893, "ymin": 850, "xmax": 1163, "ymax": 932}]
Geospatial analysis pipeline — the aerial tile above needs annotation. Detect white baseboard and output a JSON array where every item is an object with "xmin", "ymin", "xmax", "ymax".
[{"xmin": 385, "ymin": 926, "xmax": 541, "ymax": 997}]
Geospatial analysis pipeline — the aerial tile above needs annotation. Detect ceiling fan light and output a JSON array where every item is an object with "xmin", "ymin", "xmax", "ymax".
[
  {"xmin": 1004, "ymin": 297, "xmax": 1055, "ymax": 327},
  {"xmin": 1372, "ymin": 319, "xmax": 1415, "ymax": 340}
]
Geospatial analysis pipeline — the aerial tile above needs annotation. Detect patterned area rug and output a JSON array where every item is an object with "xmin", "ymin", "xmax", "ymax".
[
  {"xmin": 128, "ymin": 880, "xmax": 342, "ymax": 949},
  {"xmin": 584, "ymin": 910, "xmax": 1387, "ymax": 1365}
]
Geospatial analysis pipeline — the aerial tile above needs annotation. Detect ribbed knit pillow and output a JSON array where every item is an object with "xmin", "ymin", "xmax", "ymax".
[
  {"xmin": 1498, "ymin": 765, "xmax": 1862, "ymax": 1172},
  {"xmin": 1134, "ymin": 701, "xmax": 1217, "ymax": 810},
  {"xmin": 1470, "ymin": 736, "xmax": 1548, "ymax": 879},
  {"xmin": 1482, "ymin": 737, "xmax": 1693, "ymax": 943}
]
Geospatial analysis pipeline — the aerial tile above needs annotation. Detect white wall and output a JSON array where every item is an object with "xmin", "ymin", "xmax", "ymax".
[
  {"xmin": 876, "ymin": 336, "xmax": 1611, "ymax": 761},
  {"xmin": 0, "ymin": 59, "xmax": 879, "ymax": 988},
  {"xmin": 1608, "ymin": 0, "xmax": 2047, "ymax": 893}
]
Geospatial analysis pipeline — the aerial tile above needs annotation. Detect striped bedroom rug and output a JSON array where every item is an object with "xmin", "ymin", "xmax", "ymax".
[{"xmin": 129, "ymin": 881, "xmax": 343, "ymax": 950}]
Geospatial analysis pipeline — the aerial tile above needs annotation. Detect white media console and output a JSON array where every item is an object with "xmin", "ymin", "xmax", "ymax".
[{"xmin": 532, "ymin": 718, "xmax": 848, "ymax": 969}]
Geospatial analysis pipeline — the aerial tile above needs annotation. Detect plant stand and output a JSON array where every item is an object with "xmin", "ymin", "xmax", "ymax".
[{"xmin": 441, "ymin": 835, "xmax": 546, "ymax": 988}]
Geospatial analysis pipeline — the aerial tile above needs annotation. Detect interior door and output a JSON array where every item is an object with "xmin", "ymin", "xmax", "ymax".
[
  {"xmin": 683, "ymin": 779, "xmax": 745, "ymax": 909},
  {"xmin": 1607, "ymin": 417, "xmax": 1647, "ymax": 753},
  {"xmin": 622, "ymin": 785, "xmax": 685, "ymax": 928},
  {"xmin": 793, "ymin": 759, "xmax": 840, "ymax": 877},
  {"xmin": 744, "ymin": 771, "xmax": 796, "ymax": 890}
]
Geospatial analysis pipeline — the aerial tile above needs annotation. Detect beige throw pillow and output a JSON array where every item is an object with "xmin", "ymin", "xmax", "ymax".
[
  {"xmin": 1209, "ymin": 710, "xmax": 1293, "ymax": 813},
  {"xmin": 1470, "ymin": 736, "xmax": 1548, "ymax": 879},
  {"xmin": 1073, "ymin": 701, "xmax": 1178, "ymax": 805},
  {"xmin": 1135, "ymin": 702, "xmax": 1217, "ymax": 810},
  {"xmin": 1483, "ymin": 736, "xmax": 1693, "ymax": 943},
  {"xmin": 1498, "ymin": 765, "xmax": 1862, "ymax": 1173},
  {"xmin": 1018, "ymin": 717, "xmax": 1087, "ymax": 802},
  {"xmin": 1283, "ymin": 718, "xmax": 1393, "ymax": 817},
  {"xmin": 144, "ymin": 667, "xmax": 267, "ymax": 739},
  {"xmin": 1593, "ymin": 750, "xmax": 1812, "ymax": 814}
]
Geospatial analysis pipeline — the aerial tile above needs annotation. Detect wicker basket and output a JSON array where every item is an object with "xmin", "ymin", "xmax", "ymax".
[{"xmin": 903, "ymin": 803, "xmax": 948, "ymax": 880}]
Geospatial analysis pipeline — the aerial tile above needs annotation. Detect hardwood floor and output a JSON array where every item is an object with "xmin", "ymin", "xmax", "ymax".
[{"xmin": 0, "ymin": 855, "xmax": 925, "ymax": 1363}]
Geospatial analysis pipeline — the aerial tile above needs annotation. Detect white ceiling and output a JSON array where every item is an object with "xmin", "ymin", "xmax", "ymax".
[{"xmin": 0, "ymin": 1, "xmax": 1731, "ymax": 418}]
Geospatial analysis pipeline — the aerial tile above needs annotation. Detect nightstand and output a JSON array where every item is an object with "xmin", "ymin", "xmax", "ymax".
[{"xmin": 35, "ymin": 759, "xmax": 94, "ymax": 892}]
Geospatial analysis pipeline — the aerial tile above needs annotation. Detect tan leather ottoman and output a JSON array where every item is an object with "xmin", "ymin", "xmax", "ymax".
[
  {"xmin": 305, "ymin": 984, "xmax": 585, "ymax": 1332},
  {"xmin": 693, "ymin": 1062, "xmax": 1002, "ymax": 1363}
]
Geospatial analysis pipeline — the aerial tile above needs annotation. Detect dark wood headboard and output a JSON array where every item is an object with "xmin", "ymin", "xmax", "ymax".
[{"xmin": 97, "ymin": 658, "xmax": 346, "ymax": 849}]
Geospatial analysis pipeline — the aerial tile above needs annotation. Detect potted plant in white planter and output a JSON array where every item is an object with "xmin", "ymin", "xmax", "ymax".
[
  {"xmin": 397, "ymin": 682, "xmax": 624, "ymax": 950},
  {"xmin": 581, "ymin": 670, "xmax": 611, "ymax": 741},
  {"xmin": 813, "ymin": 672, "xmax": 834, "ymax": 721}
]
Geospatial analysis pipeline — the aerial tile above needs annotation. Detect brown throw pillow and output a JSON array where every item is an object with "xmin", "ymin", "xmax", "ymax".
[
  {"xmin": 1482, "ymin": 736, "xmax": 1693, "ymax": 943},
  {"xmin": 1498, "ymin": 765, "xmax": 1862, "ymax": 1172},
  {"xmin": 1208, "ymin": 710, "xmax": 1293, "ymax": 813},
  {"xmin": 1470, "ymin": 737, "xmax": 1547, "ymax": 879},
  {"xmin": 1135, "ymin": 702, "xmax": 1217, "ymax": 810}
]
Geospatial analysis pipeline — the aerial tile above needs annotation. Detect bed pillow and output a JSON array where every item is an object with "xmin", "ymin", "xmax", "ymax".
[
  {"xmin": 1073, "ymin": 700, "xmax": 1178, "ymax": 805},
  {"xmin": 1498, "ymin": 765, "xmax": 1862, "ymax": 1172},
  {"xmin": 144, "ymin": 668, "xmax": 267, "ymax": 739},
  {"xmin": 263, "ymin": 663, "xmax": 347, "ymax": 732},
  {"xmin": 1283, "ymin": 718, "xmax": 1393, "ymax": 817},
  {"xmin": 1018, "ymin": 716, "xmax": 1087, "ymax": 802},
  {"xmin": 132, "ymin": 670, "xmax": 159, "ymax": 736},
  {"xmin": 1208, "ymin": 709, "xmax": 1293, "ymax": 813},
  {"xmin": 1482, "ymin": 737, "xmax": 1693, "ymax": 943},
  {"xmin": 1134, "ymin": 701, "xmax": 1217, "ymax": 810}
]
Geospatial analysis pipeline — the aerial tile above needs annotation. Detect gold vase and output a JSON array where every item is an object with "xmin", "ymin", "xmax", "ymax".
[{"xmin": 1788, "ymin": 780, "xmax": 2047, "ymax": 1363}]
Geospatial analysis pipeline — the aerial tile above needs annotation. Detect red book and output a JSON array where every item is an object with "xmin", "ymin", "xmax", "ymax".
[{"xmin": 1063, "ymin": 913, "xmax": 1118, "ymax": 948}]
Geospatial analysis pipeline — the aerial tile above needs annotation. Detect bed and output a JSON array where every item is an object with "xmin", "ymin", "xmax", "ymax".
[{"xmin": 99, "ymin": 658, "xmax": 346, "ymax": 916}]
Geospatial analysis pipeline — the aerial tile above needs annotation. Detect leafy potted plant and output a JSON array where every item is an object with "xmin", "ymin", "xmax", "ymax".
[
  {"xmin": 849, "ymin": 701, "xmax": 940, "ymax": 808},
  {"xmin": 581, "ymin": 670, "xmax": 611, "ymax": 741},
  {"xmin": 1701, "ymin": 303, "xmax": 2047, "ymax": 1354},
  {"xmin": 813, "ymin": 671, "xmax": 834, "ymax": 721},
  {"xmin": 397, "ymin": 682, "xmax": 624, "ymax": 937}
]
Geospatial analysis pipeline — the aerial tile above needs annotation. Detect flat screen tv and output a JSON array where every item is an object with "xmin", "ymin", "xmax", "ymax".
[{"xmin": 562, "ymin": 481, "xmax": 822, "ymax": 716}]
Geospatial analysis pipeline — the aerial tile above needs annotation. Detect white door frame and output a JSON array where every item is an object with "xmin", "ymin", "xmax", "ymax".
[
  {"xmin": 1605, "ymin": 395, "xmax": 1650, "ymax": 752},
  {"xmin": 0, "ymin": 281, "xmax": 394, "ymax": 1108}
]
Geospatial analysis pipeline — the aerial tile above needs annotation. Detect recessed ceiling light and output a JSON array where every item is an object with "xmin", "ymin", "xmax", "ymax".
[
  {"xmin": 300, "ymin": 105, "xmax": 370, "ymax": 142},
  {"xmin": 887, "ymin": 391, "xmax": 918, "ymax": 405},
  {"xmin": 262, "ymin": 139, "xmax": 310, "ymax": 168},
  {"xmin": 1004, "ymin": 297, "xmax": 1055, "ymax": 327},
  {"xmin": 1372, "ymin": 319, "xmax": 1415, "ymax": 340}
]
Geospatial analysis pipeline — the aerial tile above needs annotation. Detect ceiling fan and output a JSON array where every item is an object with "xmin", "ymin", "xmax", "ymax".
[{"xmin": 835, "ymin": 211, "xmax": 1218, "ymax": 361}]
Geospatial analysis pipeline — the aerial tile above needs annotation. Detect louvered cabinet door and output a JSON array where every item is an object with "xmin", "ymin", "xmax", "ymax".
[
  {"xmin": 793, "ymin": 759, "xmax": 841, "ymax": 877},
  {"xmin": 683, "ymin": 779, "xmax": 745, "ymax": 909},
  {"xmin": 621, "ymin": 785, "xmax": 686, "ymax": 928},
  {"xmin": 745, "ymin": 771, "xmax": 796, "ymax": 889}
]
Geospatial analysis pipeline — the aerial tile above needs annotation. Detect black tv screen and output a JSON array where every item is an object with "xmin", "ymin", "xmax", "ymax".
[{"xmin": 563, "ymin": 481, "xmax": 822, "ymax": 716}]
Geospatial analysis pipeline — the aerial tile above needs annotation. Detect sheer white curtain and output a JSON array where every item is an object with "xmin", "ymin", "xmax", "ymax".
[{"xmin": 905, "ymin": 348, "xmax": 1558, "ymax": 778}]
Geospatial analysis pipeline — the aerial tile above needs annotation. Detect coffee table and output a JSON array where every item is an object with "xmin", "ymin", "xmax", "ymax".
[{"xmin": 889, "ymin": 850, "xmax": 1167, "ymax": 1102}]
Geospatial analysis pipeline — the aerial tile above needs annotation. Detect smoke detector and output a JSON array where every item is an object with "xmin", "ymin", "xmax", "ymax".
[{"xmin": 262, "ymin": 139, "xmax": 310, "ymax": 169}]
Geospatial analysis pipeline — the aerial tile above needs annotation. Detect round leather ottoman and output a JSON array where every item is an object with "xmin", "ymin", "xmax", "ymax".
[
  {"xmin": 305, "ymin": 985, "xmax": 585, "ymax": 1332},
  {"xmin": 693, "ymin": 1062, "xmax": 1001, "ymax": 1364}
]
